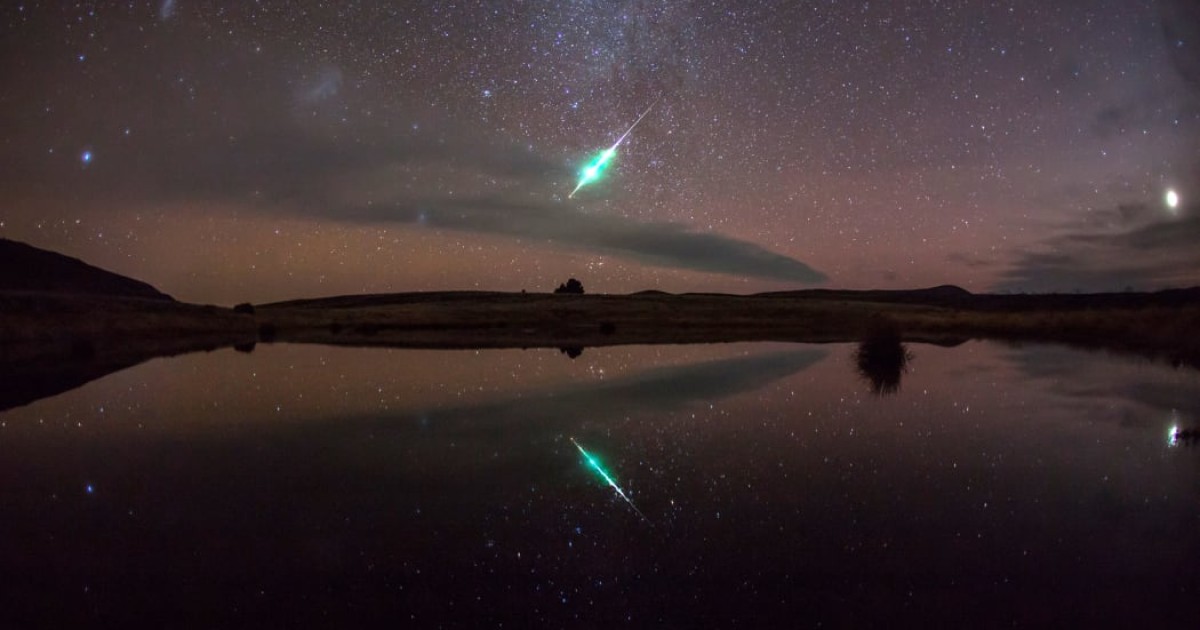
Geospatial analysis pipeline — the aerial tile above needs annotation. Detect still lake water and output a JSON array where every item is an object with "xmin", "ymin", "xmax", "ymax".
[{"xmin": 1, "ymin": 340, "xmax": 1198, "ymax": 627}]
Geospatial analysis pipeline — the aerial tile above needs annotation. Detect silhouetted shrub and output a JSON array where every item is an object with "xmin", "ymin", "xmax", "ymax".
[
  {"xmin": 559, "ymin": 346, "xmax": 584, "ymax": 359},
  {"xmin": 554, "ymin": 278, "xmax": 584, "ymax": 294},
  {"xmin": 233, "ymin": 302, "xmax": 255, "ymax": 315},
  {"xmin": 329, "ymin": 322, "xmax": 343, "ymax": 334},
  {"xmin": 258, "ymin": 323, "xmax": 278, "ymax": 343},
  {"xmin": 599, "ymin": 321, "xmax": 616, "ymax": 335},
  {"xmin": 234, "ymin": 342, "xmax": 257, "ymax": 353}
]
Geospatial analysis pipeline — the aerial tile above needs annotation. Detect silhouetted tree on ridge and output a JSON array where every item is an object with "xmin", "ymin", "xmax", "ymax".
[{"xmin": 554, "ymin": 278, "xmax": 584, "ymax": 294}]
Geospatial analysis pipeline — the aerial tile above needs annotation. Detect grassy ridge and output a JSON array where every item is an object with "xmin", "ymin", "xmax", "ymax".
[
  {"xmin": 0, "ymin": 292, "xmax": 255, "ymax": 347},
  {"xmin": 256, "ymin": 290, "xmax": 1200, "ymax": 367}
]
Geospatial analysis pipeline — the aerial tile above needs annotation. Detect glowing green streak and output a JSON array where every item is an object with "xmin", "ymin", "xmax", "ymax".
[
  {"xmin": 582, "ymin": 451, "xmax": 617, "ymax": 491},
  {"xmin": 567, "ymin": 98, "xmax": 659, "ymax": 199},
  {"xmin": 570, "ymin": 437, "xmax": 648, "ymax": 522},
  {"xmin": 569, "ymin": 148, "xmax": 616, "ymax": 198}
]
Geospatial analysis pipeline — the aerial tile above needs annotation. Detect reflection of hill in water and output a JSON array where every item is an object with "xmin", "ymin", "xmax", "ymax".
[
  {"xmin": 0, "ymin": 333, "xmax": 255, "ymax": 412},
  {"xmin": 0, "ymin": 293, "xmax": 258, "ymax": 412},
  {"xmin": 0, "ymin": 238, "xmax": 173, "ymax": 300}
]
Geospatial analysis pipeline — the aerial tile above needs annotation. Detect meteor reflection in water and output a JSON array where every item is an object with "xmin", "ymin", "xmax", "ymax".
[{"xmin": 570, "ymin": 437, "xmax": 649, "ymax": 523}]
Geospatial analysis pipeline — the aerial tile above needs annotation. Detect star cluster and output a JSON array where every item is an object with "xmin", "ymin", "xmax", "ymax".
[{"xmin": 0, "ymin": 1, "xmax": 1196, "ymax": 302}]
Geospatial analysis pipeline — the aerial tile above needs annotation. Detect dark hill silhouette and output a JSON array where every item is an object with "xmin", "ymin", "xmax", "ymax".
[
  {"xmin": 756, "ymin": 284, "xmax": 973, "ymax": 304},
  {"xmin": 755, "ymin": 283, "xmax": 1200, "ymax": 310},
  {"xmin": 0, "ymin": 238, "xmax": 172, "ymax": 300}
]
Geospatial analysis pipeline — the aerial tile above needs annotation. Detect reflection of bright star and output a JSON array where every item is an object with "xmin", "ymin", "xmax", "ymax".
[
  {"xmin": 1165, "ymin": 189, "xmax": 1179, "ymax": 211},
  {"xmin": 80, "ymin": 150, "xmax": 93, "ymax": 165}
]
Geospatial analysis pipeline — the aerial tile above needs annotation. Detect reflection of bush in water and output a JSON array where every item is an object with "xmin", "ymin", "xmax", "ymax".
[
  {"xmin": 258, "ymin": 323, "xmax": 278, "ymax": 343},
  {"xmin": 855, "ymin": 323, "xmax": 913, "ymax": 396},
  {"xmin": 70, "ymin": 335, "xmax": 96, "ymax": 359}
]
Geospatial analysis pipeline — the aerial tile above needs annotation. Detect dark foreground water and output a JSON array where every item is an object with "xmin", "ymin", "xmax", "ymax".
[{"xmin": 1, "ymin": 340, "xmax": 1198, "ymax": 627}]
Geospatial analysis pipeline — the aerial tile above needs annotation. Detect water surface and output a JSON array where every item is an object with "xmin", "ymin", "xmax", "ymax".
[{"xmin": 1, "ymin": 341, "xmax": 1197, "ymax": 626}]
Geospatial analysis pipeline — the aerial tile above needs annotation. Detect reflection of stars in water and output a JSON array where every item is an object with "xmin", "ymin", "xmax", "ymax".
[
  {"xmin": 80, "ymin": 149, "xmax": 93, "ymax": 165},
  {"xmin": 159, "ymin": 0, "xmax": 177, "ymax": 21}
]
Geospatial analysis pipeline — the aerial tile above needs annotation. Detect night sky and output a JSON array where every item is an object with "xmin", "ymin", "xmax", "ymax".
[{"xmin": 1, "ymin": 1, "xmax": 1197, "ymax": 304}]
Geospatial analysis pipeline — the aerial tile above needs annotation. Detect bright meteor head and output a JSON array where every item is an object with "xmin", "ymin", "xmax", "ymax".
[
  {"xmin": 567, "ymin": 98, "xmax": 658, "ymax": 199},
  {"xmin": 570, "ymin": 148, "xmax": 617, "ymax": 198}
]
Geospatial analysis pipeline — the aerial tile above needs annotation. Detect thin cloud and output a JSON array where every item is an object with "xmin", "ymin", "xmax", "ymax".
[
  {"xmin": 370, "ymin": 348, "xmax": 830, "ymax": 434},
  {"xmin": 56, "ymin": 107, "xmax": 827, "ymax": 283},
  {"xmin": 330, "ymin": 196, "xmax": 827, "ymax": 283},
  {"xmin": 0, "ymin": 18, "xmax": 826, "ymax": 285},
  {"xmin": 995, "ymin": 201, "xmax": 1200, "ymax": 293}
]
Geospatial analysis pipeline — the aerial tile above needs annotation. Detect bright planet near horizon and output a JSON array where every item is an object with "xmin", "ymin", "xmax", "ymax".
[{"xmin": 1166, "ymin": 189, "xmax": 1180, "ymax": 210}]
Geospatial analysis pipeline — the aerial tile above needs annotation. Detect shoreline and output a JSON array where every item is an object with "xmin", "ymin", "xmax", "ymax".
[{"xmin": 2, "ymin": 288, "xmax": 1198, "ymax": 411}]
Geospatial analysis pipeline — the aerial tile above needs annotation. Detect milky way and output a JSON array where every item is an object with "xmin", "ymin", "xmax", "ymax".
[{"xmin": 0, "ymin": 1, "xmax": 1196, "ymax": 303}]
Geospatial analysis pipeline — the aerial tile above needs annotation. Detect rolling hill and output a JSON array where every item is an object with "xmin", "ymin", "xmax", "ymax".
[{"xmin": 0, "ymin": 238, "xmax": 172, "ymax": 300}]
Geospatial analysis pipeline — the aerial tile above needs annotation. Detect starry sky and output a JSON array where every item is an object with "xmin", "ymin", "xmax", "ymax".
[{"xmin": 1, "ymin": 1, "xmax": 1197, "ymax": 304}]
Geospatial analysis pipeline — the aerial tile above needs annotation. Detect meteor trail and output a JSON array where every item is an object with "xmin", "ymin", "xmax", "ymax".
[
  {"xmin": 570, "ymin": 437, "xmax": 649, "ymax": 522},
  {"xmin": 568, "ymin": 98, "xmax": 660, "ymax": 199}
]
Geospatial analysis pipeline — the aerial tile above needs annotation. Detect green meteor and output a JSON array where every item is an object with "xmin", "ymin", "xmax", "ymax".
[
  {"xmin": 571, "ymin": 148, "xmax": 617, "ymax": 198},
  {"xmin": 570, "ymin": 437, "xmax": 649, "ymax": 522},
  {"xmin": 568, "ymin": 98, "xmax": 659, "ymax": 199}
]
